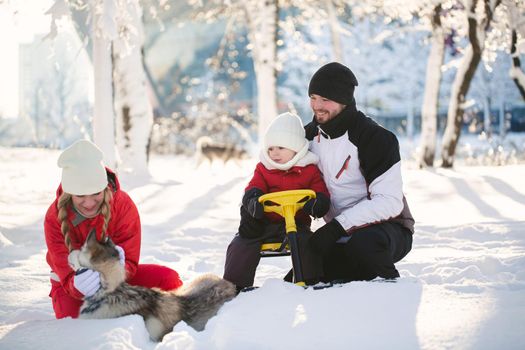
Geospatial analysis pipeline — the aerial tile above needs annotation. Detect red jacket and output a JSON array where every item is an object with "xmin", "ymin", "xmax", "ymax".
[
  {"xmin": 246, "ymin": 162, "xmax": 330, "ymax": 225},
  {"xmin": 44, "ymin": 169, "xmax": 141, "ymax": 300}
]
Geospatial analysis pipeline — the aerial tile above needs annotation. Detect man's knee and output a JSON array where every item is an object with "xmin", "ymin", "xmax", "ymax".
[
  {"xmin": 341, "ymin": 225, "xmax": 399, "ymax": 280},
  {"xmin": 345, "ymin": 226, "xmax": 389, "ymax": 257}
]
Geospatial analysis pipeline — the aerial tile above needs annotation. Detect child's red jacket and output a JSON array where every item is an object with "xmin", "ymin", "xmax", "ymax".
[{"xmin": 246, "ymin": 162, "xmax": 330, "ymax": 226}]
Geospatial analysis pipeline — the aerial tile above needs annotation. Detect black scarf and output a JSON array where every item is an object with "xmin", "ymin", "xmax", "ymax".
[{"xmin": 306, "ymin": 104, "xmax": 358, "ymax": 139}]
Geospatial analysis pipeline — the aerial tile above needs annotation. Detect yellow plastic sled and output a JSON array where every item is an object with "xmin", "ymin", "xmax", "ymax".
[{"xmin": 258, "ymin": 189, "xmax": 316, "ymax": 287}]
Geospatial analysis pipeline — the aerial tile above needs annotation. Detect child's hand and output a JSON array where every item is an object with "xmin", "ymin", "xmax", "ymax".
[
  {"xmin": 247, "ymin": 199, "xmax": 264, "ymax": 219},
  {"xmin": 303, "ymin": 192, "xmax": 330, "ymax": 218},
  {"xmin": 242, "ymin": 188, "xmax": 265, "ymax": 219}
]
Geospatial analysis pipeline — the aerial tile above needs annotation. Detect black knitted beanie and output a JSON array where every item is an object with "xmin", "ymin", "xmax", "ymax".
[{"xmin": 308, "ymin": 62, "xmax": 359, "ymax": 106}]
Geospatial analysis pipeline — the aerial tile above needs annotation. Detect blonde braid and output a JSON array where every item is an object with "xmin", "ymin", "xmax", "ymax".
[
  {"xmin": 57, "ymin": 192, "xmax": 73, "ymax": 252},
  {"xmin": 99, "ymin": 187, "xmax": 113, "ymax": 241}
]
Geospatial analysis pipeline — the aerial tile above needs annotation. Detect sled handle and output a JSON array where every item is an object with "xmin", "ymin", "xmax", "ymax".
[{"xmin": 258, "ymin": 190, "xmax": 315, "ymax": 234}]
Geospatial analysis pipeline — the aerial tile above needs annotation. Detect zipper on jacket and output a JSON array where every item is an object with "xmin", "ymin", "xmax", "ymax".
[
  {"xmin": 335, "ymin": 155, "xmax": 351, "ymax": 179},
  {"xmin": 316, "ymin": 126, "xmax": 330, "ymax": 142}
]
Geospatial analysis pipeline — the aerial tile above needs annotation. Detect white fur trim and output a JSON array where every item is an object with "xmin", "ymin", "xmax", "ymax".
[
  {"xmin": 68, "ymin": 250, "xmax": 82, "ymax": 270},
  {"xmin": 260, "ymin": 143, "xmax": 318, "ymax": 171}
]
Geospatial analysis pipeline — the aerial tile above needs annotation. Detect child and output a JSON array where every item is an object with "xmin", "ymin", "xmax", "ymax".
[{"xmin": 223, "ymin": 112, "xmax": 330, "ymax": 291}]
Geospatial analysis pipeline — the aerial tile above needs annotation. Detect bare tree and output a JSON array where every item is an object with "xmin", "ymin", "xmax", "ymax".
[
  {"xmin": 418, "ymin": 3, "xmax": 446, "ymax": 168},
  {"xmin": 184, "ymin": 0, "xmax": 280, "ymax": 145},
  {"xmin": 440, "ymin": 0, "xmax": 502, "ymax": 168},
  {"xmin": 48, "ymin": 0, "xmax": 154, "ymax": 176},
  {"xmin": 92, "ymin": 0, "xmax": 117, "ymax": 169},
  {"xmin": 506, "ymin": 0, "xmax": 525, "ymax": 99},
  {"xmin": 243, "ymin": 0, "xmax": 279, "ymax": 144},
  {"xmin": 510, "ymin": 29, "xmax": 525, "ymax": 99},
  {"xmin": 112, "ymin": 0, "xmax": 154, "ymax": 178},
  {"xmin": 326, "ymin": 0, "xmax": 344, "ymax": 62}
]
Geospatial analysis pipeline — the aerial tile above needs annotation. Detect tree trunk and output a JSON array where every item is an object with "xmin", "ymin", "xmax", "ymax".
[
  {"xmin": 418, "ymin": 4, "xmax": 445, "ymax": 168},
  {"xmin": 92, "ymin": 1, "xmax": 117, "ymax": 170},
  {"xmin": 244, "ymin": 0, "xmax": 278, "ymax": 145},
  {"xmin": 483, "ymin": 96, "xmax": 491, "ymax": 136},
  {"xmin": 440, "ymin": 0, "xmax": 501, "ymax": 168},
  {"xmin": 326, "ymin": 0, "xmax": 343, "ymax": 62},
  {"xmin": 510, "ymin": 29, "xmax": 525, "ymax": 100},
  {"xmin": 112, "ymin": 0, "xmax": 153, "ymax": 178},
  {"xmin": 440, "ymin": 42, "xmax": 481, "ymax": 168}
]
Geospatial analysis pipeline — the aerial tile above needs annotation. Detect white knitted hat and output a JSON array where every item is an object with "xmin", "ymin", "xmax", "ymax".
[
  {"xmin": 58, "ymin": 139, "xmax": 108, "ymax": 195},
  {"xmin": 264, "ymin": 112, "xmax": 307, "ymax": 153},
  {"xmin": 261, "ymin": 112, "xmax": 310, "ymax": 171}
]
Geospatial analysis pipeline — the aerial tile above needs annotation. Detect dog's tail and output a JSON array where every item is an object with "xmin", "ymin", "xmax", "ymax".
[
  {"xmin": 195, "ymin": 136, "xmax": 213, "ymax": 150},
  {"xmin": 194, "ymin": 136, "xmax": 213, "ymax": 167},
  {"xmin": 177, "ymin": 274, "xmax": 236, "ymax": 331}
]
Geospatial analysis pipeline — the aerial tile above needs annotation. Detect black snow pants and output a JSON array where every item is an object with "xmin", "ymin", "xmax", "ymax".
[
  {"xmin": 223, "ymin": 222, "xmax": 323, "ymax": 288},
  {"xmin": 321, "ymin": 221, "xmax": 413, "ymax": 283}
]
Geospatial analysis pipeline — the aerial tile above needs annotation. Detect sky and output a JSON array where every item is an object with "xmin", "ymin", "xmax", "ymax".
[{"xmin": 0, "ymin": 141, "xmax": 524, "ymax": 349}]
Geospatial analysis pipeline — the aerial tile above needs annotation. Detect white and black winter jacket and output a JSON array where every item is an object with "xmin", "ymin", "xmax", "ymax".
[{"xmin": 305, "ymin": 105, "xmax": 414, "ymax": 234}]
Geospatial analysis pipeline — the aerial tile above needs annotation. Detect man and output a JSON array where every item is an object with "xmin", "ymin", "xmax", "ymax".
[{"xmin": 305, "ymin": 62, "xmax": 414, "ymax": 282}]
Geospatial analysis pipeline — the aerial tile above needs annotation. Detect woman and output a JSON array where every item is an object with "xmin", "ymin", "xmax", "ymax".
[{"xmin": 44, "ymin": 139, "xmax": 183, "ymax": 318}]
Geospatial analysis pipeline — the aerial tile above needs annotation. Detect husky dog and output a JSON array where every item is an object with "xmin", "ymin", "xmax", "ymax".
[
  {"xmin": 195, "ymin": 136, "xmax": 249, "ymax": 167},
  {"xmin": 68, "ymin": 231, "xmax": 236, "ymax": 341}
]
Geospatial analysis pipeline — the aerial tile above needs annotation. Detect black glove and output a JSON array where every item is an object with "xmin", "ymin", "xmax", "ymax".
[
  {"xmin": 302, "ymin": 192, "xmax": 330, "ymax": 218},
  {"xmin": 309, "ymin": 220, "xmax": 347, "ymax": 255},
  {"xmin": 242, "ymin": 188, "xmax": 265, "ymax": 219},
  {"xmin": 238, "ymin": 206, "xmax": 265, "ymax": 239}
]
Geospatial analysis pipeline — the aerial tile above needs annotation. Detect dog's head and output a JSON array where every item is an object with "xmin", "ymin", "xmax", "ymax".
[{"xmin": 69, "ymin": 230, "xmax": 121, "ymax": 272}]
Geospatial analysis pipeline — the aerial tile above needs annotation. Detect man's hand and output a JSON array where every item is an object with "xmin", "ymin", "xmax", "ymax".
[{"xmin": 309, "ymin": 220, "xmax": 346, "ymax": 254}]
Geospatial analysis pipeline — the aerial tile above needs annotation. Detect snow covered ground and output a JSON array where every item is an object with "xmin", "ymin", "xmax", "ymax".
[{"xmin": 0, "ymin": 145, "xmax": 524, "ymax": 350}]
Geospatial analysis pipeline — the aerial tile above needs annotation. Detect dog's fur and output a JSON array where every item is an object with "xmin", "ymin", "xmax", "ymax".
[
  {"xmin": 69, "ymin": 231, "xmax": 236, "ymax": 341},
  {"xmin": 195, "ymin": 136, "xmax": 249, "ymax": 167}
]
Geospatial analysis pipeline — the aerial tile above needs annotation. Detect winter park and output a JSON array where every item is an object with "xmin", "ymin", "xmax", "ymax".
[{"xmin": 1, "ymin": 1, "xmax": 525, "ymax": 349}]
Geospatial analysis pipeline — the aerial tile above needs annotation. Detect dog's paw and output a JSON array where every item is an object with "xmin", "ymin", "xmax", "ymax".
[{"xmin": 68, "ymin": 250, "xmax": 82, "ymax": 270}]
